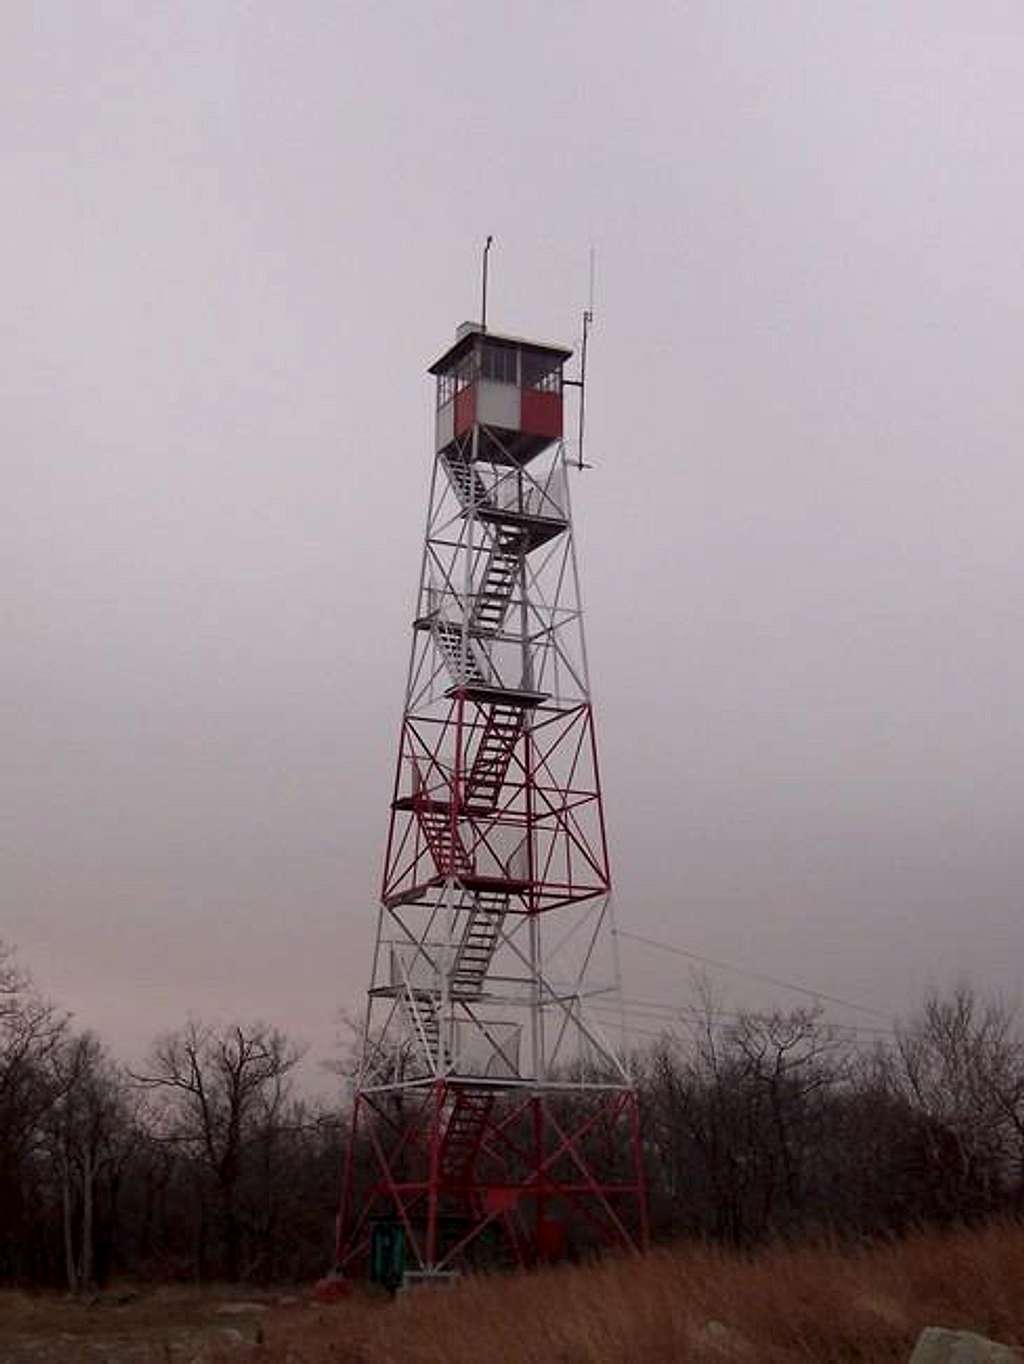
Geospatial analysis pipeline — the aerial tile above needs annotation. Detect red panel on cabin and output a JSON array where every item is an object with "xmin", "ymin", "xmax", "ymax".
[
  {"xmin": 454, "ymin": 385, "xmax": 476, "ymax": 438},
  {"xmin": 520, "ymin": 389, "xmax": 562, "ymax": 440}
]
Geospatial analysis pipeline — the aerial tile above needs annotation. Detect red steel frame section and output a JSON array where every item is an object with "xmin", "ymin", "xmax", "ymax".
[
  {"xmin": 381, "ymin": 696, "xmax": 610, "ymax": 912},
  {"xmin": 334, "ymin": 1084, "xmax": 648, "ymax": 1275}
]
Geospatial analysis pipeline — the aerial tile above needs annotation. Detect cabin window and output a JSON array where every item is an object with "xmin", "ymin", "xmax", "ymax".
[
  {"xmin": 437, "ymin": 352, "xmax": 478, "ymax": 409},
  {"xmin": 438, "ymin": 343, "xmax": 561, "ymax": 408},
  {"xmin": 522, "ymin": 351, "xmax": 562, "ymax": 393},
  {"xmin": 480, "ymin": 341, "xmax": 518, "ymax": 385},
  {"xmin": 455, "ymin": 353, "xmax": 476, "ymax": 392}
]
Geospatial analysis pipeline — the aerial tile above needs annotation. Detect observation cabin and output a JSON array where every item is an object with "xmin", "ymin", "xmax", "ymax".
[{"xmin": 429, "ymin": 322, "xmax": 571, "ymax": 466}]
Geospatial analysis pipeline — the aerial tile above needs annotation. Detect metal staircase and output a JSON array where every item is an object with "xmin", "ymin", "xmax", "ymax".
[
  {"xmin": 442, "ymin": 452, "xmax": 491, "ymax": 511},
  {"xmin": 408, "ymin": 467, "xmax": 528, "ymax": 1083},
  {"xmin": 451, "ymin": 889, "xmax": 509, "ymax": 1000},
  {"xmin": 470, "ymin": 527, "xmax": 527, "ymax": 635},
  {"xmin": 441, "ymin": 1090, "xmax": 495, "ymax": 1182},
  {"xmin": 464, "ymin": 704, "xmax": 526, "ymax": 811},
  {"xmin": 406, "ymin": 989, "xmax": 444, "ymax": 1070},
  {"xmin": 415, "ymin": 802, "xmax": 474, "ymax": 879},
  {"xmin": 432, "ymin": 618, "xmax": 488, "ymax": 686}
]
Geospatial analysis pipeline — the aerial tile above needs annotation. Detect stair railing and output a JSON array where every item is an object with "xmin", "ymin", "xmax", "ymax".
[{"xmin": 393, "ymin": 945, "xmax": 443, "ymax": 1074}]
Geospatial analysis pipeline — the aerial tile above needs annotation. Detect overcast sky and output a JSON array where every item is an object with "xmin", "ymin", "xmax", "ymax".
[{"xmin": 5, "ymin": 2, "xmax": 1024, "ymax": 1082}]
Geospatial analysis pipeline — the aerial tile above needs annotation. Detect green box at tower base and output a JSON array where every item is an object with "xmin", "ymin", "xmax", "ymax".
[{"xmin": 369, "ymin": 1219, "xmax": 405, "ymax": 1292}]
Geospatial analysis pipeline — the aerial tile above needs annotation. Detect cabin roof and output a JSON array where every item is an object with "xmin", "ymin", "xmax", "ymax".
[{"xmin": 428, "ymin": 325, "xmax": 573, "ymax": 376}]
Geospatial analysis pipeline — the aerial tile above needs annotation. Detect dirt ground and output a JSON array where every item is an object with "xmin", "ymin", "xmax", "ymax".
[{"xmin": 0, "ymin": 1286, "xmax": 334, "ymax": 1364}]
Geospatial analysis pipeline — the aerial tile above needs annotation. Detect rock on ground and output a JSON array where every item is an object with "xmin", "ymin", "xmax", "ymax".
[
  {"xmin": 687, "ymin": 1318, "xmax": 754, "ymax": 1359},
  {"xmin": 909, "ymin": 1327, "xmax": 1022, "ymax": 1363}
]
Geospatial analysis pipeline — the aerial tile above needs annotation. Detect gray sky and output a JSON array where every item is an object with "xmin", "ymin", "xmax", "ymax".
[{"xmin": 5, "ymin": 2, "xmax": 1024, "ymax": 1081}]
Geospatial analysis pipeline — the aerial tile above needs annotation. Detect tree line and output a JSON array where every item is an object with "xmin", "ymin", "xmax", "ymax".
[
  {"xmin": 639, "ymin": 981, "xmax": 1024, "ymax": 1245},
  {"xmin": 0, "ymin": 943, "xmax": 341, "ymax": 1288},
  {"xmin": 4, "ymin": 938, "xmax": 1024, "ymax": 1288}
]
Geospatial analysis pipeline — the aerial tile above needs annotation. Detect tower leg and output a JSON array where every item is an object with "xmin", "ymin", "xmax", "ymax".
[
  {"xmin": 629, "ymin": 1090, "xmax": 651, "ymax": 1252},
  {"xmin": 334, "ymin": 1096, "xmax": 362, "ymax": 1267},
  {"xmin": 425, "ymin": 1081, "xmax": 444, "ymax": 1269}
]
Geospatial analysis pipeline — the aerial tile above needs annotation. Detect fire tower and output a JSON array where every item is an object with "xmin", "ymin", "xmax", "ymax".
[{"xmin": 333, "ymin": 318, "xmax": 648, "ymax": 1281}]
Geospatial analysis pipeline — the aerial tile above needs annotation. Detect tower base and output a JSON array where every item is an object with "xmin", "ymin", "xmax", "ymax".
[{"xmin": 334, "ymin": 1081, "xmax": 648, "ymax": 1281}]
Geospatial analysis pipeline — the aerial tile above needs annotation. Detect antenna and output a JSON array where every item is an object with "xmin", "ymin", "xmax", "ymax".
[
  {"xmin": 577, "ymin": 246, "xmax": 596, "ymax": 470},
  {"xmin": 481, "ymin": 235, "xmax": 494, "ymax": 332}
]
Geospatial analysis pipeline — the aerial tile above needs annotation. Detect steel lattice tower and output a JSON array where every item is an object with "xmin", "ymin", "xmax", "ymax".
[{"xmin": 333, "ymin": 320, "xmax": 648, "ymax": 1282}]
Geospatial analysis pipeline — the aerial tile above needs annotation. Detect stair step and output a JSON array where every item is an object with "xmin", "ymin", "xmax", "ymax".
[
  {"xmin": 441, "ymin": 1093, "xmax": 495, "ymax": 1178},
  {"xmin": 442, "ymin": 455, "xmax": 492, "ymax": 512},
  {"xmin": 449, "ymin": 890, "xmax": 510, "ymax": 1000},
  {"xmin": 464, "ymin": 701, "xmax": 525, "ymax": 810},
  {"xmin": 416, "ymin": 804, "xmax": 474, "ymax": 877}
]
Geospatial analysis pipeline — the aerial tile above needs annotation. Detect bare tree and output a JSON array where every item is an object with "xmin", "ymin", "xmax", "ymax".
[
  {"xmin": 132, "ymin": 1020, "xmax": 304, "ymax": 1280},
  {"xmin": 0, "ymin": 943, "xmax": 69, "ymax": 1279},
  {"xmin": 46, "ymin": 1033, "xmax": 138, "ymax": 1291},
  {"xmin": 889, "ymin": 984, "xmax": 1023, "ymax": 1219},
  {"xmin": 729, "ymin": 1005, "xmax": 848, "ymax": 1220},
  {"xmin": 0, "ymin": 943, "xmax": 68, "ymax": 1139},
  {"xmin": 640, "ymin": 977, "xmax": 851, "ymax": 1244}
]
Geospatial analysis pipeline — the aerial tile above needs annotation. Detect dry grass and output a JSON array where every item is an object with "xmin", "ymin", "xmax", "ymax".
[
  {"xmin": 249, "ymin": 1222, "xmax": 1024, "ymax": 1364},
  {"xmin": 3, "ymin": 1222, "xmax": 1024, "ymax": 1362}
]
